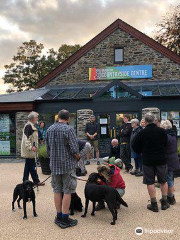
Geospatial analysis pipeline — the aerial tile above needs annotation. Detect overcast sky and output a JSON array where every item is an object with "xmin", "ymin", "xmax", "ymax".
[{"xmin": 0, "ymin": 0, "xmax": 179, "ymax": 93}]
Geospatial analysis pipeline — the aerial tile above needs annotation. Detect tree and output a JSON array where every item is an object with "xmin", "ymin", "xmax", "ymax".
[
  {"xmin": 3, "ymin": 40, "xmax": 81, "ymax": 92},
  {"xmin": 154, "ymin": 4, "xmax": 180, "ymax": 55}
]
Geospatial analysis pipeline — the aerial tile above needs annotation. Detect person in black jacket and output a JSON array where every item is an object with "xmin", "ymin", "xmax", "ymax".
[
  {"xmin": 130, "ymin": 119, "xmax": 143, "ymax": 177},
  {"xmin": 161, "ymin": 120, "xmax": 180, "ymax": 205},
  {"xmin": 119, "ymin": 114, "xmax": 133, "ymax": 172},
  {"xmin": 85, "ymin": 115, "xmax": 100, "ymax": 165},
  {"xmin": 132, "ymin": 113, "xmax": 169, "ymax": 213},
  {"xmin": 109, "ymin": 139, "xmax": 120, "ymax": 159},
  {"xmin": 103, "ymin": 139, "xmax": 123, "ymax": 168},
  {"xmin": 168, "ymin": 119, "xmax": 178, "ymax": 139}
]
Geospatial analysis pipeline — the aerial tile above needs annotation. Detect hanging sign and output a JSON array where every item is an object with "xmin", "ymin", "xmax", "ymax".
[{"xmin": 89, "ymin": 65, "xmax": 152, "ymax": 81}]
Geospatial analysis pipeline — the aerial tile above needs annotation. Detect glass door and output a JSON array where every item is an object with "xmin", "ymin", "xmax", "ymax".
[
  {"xmin": 107, "ymin": 112, "xmax": 138, "ymax": 140},
  {"xmin": 97, "ymin": 112, "xmax": 139, "ymax": 157}
]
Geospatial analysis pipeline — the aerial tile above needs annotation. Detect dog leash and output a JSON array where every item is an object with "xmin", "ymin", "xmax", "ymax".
[
  {"xmin": 33, "ymin": 175, "xmax": 51, "ymax": 190},
  {"xmin": 33, "ymin": 174, "xmax": 87, "ymax": 190},
  {"xmin": 71, "ymin": 175, "xmax": 87, "ymax": 182}
]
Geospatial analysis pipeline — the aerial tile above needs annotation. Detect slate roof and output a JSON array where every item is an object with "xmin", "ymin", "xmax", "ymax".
[
  {"xmin": 1, "ymin": 80, "xmax": 180, "ymax": 103},
  {"xmin": 0, "ymin": 88, "xmax": 48, "ymax": 103}
]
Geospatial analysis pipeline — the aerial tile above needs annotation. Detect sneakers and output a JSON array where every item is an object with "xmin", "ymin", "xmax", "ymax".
[
  {"xmin": 95, "ymin": 201, "xmax": 105, "ymax": 211},
  {"xmin": 54, "ymin": 216, "xmax": 78, "ymax": 229},
  {"xmin": 125, "ymin": 167, "xmax": 133, "ymax": 174},
  {"xmin": 167, "ymin": 196, "xmax": 176, "ymax": 205},
  {"xmin": 97, "ymin": 161, "xmax": 100, "ymax": 165},
  {"xmin": 130, "ymin": 169, "xmax": 139, "ymax": 175},
  {"xmin": 161, "ymin": 199, "xmax": 170, "ymax": 210},
  {"xmin": 135, "ymin": 172, "xmax": 143, "ymax": 177},
  {"xmin": 147, "ymin": 201, "xmax": 159, "ymax": 212}
]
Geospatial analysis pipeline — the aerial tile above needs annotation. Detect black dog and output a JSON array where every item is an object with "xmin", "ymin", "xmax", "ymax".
[
  {"xmin": 62, "ymin": 192, "xmax": 83, "ymax": 215},
  {"xmin": 12, "ymin": 180, "xmax": 37, "ymax": 220},
  {"xmin": 81, "ymin": 173, "xmax": 128, "ymax": 225}
]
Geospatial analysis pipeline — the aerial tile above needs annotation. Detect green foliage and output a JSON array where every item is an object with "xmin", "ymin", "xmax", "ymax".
[
  {"xmin": 154, "ymin": 4, "xmax": 180, "ymax": 55},
  {"xmin": 38, "ymin": 144, "xmax": 49, "ymax": 159},
  {"xmin": 178, "ymin": 146, "xmax": 180, "ymax": 156},
  {"xmin": 3, "ymin": 40, "xmax": 81, "ymax": 92}
]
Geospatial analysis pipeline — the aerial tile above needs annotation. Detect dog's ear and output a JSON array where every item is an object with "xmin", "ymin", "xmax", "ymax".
[{"xmin": 88, "ymin": 173, "xmax": 100, "ymax": 183}]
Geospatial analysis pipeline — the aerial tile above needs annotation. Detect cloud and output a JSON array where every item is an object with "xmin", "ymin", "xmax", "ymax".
[{"xmin": 0, "ymin": 0, "xmax": 179, "ymax": 93}]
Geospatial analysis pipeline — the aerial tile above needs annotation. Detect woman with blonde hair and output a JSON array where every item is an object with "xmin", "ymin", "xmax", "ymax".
[{"xmin": 160, "ymin": 120, "xmax": 180, "ymax": 205}]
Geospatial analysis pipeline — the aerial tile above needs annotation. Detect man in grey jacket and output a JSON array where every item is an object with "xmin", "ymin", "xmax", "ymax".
[{"xmin": 21, "ymin": 111, "xmax": 44, "ymax": 186}]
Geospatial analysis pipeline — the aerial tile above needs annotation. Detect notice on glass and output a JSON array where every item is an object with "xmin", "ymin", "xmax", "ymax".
[
  {"xmin": 0, "ymin": 141, "xmax": 10, "ymax": 155},
  {"xmin": 101, "ymin": 126, "xmax": 107, "ymax": 135},
  {"xmin": 161, "ymin": 112, "xmax": 167, "ymax": 120},
  {"xmin": 177, "ymin": 128, "xmax": 180, "ymax": 136},
  {"xmin": 100, "ymin": 118, "xmax": 107, "ymax": 124},
  {"xmin": 0, "ymin": 114, "xmax": 10, "ymax": 133},
  {"xmin": 173, "ymin": 120, "xmax": 179, "ymax": 128}
]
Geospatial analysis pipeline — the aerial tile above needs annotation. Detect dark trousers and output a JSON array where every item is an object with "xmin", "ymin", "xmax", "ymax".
[
  {"xmin": 120, "ymin": 144, "xmax": 133, "ymax": 170},
  {"xmin": 134, "ymin": 156, "xmax": 143, "ymax": 172},
  {"xmin": 23, "ymin": 158, "xmax": 40, "ymax": 184}
]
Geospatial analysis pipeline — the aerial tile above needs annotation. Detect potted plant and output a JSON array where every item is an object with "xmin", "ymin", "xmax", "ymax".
[{"xmin": 38, "ymin": 144, "xmax": 51, "ymax": 175}]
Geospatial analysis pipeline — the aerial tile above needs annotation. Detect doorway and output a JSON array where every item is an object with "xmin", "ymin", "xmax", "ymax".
[{"xmin": 97, "ymin": 112, "xmax": 139, "ymax": 157}]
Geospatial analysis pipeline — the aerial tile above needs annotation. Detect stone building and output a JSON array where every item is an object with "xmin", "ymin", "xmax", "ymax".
[{"xmin": 0, "ymin": 19, "xmax": 180, "ymax": 157}]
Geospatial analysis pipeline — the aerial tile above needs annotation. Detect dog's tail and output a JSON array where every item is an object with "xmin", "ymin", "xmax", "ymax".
[{"xmin": 116, "ymin": 190, "xmax": 128, "ymax": 207}]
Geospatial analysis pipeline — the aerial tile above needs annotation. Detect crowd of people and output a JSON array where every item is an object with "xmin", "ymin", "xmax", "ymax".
[{"xmin": 20, "ymin": 109, "xmax": 180, "ymax": 229}]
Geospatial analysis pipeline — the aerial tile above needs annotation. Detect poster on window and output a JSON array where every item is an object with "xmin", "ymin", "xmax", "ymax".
[
  {"xmin": 177, "ymin": 128, "xmax": 180, "ymax": 136},
  {"xmin": 167, "ymin": 112, "xmax": 179, "ymax": 120},
  {"xmin": 100, "ymin": 118, "xmax": 108, "ymax": 124},
  {"xmin": 0, "ymin": 114, "xmax": 10, "ymax": 133},
  {"xmin": 101, "ymin": 126, "xmax": 107, "ymax": 135},
  {"xmin": 0, "ymin": 141, "xmax": 10, "ymax": 155},
  {"xmin": 173, "ymin": 120, "xmax": 179, "ymax": 128},
  {"xmin": 161, "ymin": 112, "xmax": 167, "ymax": 120}
]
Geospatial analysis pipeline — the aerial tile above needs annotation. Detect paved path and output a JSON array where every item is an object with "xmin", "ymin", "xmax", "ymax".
[{"xmin": 0, "ymin": 162, "xmax": 180, "ymax": 240}]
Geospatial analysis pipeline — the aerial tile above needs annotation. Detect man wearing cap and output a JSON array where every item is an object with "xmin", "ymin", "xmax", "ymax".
[
  {"xmin": 85, "ymin": 115, "xmax": 100, "ymax": 165},
  {"xmin": 21, "ymin": 111, "xmax": 44, "ymax": 186}
]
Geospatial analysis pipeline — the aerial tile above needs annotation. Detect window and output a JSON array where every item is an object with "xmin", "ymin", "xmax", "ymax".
[
  {"xmin": 0, "ymin": 113, "xmax": 16, "ymax": 156},
  {"xmin": 99, "ymin": 85, "xmax": 137, "ymax": 100},
  {"xmin": 114, "ymin": 47, "xmax": 123, "ymax": 63}
]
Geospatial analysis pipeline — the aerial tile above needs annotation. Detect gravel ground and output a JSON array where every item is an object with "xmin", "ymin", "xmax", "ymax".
[{"xmin": 0, "ymin": 161, "xmax": 180, "ymax": 240}]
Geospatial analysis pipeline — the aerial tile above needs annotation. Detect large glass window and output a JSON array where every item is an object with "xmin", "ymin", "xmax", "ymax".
[
  {"xmin": 141, "ymin": 86, "xmax": 160, "ymax": 96},
  {"xmin": 116, "ymin": 113, "xmax": 138, "ymax": 126},
  {"xmin": 99, "ymin": 85, "xmax": 137, "ymax": 100},
  {"xmin": 161, "ymin": 111, "xmax": 180, "ymax": 136},
  {"xmin": 0, "ymin": 114, "xmax": 16, "ymax": 156}
]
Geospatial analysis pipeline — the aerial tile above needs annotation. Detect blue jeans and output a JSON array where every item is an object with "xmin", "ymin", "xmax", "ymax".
[
  {"xmin": 134, "ymin": 155, "xmax": 143, "ymax": 172},
  {"xmin": 23, "ymin": 158, "xmax": 40, "ymax": 184},
  {"xmin": 166, "ymin": 171, "xmax": 174, "ymax": 187}
]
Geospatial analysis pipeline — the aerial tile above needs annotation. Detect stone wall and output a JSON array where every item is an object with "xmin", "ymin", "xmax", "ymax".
[
  {"xmin": 142, "ymin": 108, "xmax": 160, "ymax": 120},
  {"xmin": 77, "ymin": 109, "xmax": 93, "ymax": 139},
  {"xmin": 16, "ymin": 112, "xmax": 29, "ymax": 157},
  {"xmin": 48, "ymin": 28, "xmax": 180, "ymax": 86}
]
